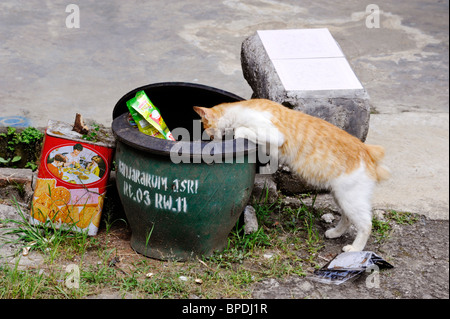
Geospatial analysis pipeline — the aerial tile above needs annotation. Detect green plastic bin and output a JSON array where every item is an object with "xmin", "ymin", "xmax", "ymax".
[{"xmin": 112, "ymin": 83, "xmax": 257, "ymax": 260}]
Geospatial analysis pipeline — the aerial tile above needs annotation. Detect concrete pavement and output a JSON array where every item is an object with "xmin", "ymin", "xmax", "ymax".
[{"xmin": 0, "ymin": 0, "xmax": 448, "ymax": 219}]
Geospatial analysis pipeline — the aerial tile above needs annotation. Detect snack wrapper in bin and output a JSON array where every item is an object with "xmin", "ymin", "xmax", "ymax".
[{"xmin": 126, "ymin": 90, "xmax": 175, "ymax": 141}]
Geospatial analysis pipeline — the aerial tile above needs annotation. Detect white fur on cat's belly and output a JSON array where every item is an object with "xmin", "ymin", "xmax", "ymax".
[{"xmin": 219, "ymin": 106, "xmax": 285, "ymax": 147}]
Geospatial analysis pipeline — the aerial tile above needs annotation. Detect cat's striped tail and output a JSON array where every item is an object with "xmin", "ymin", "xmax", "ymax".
[{"xmin": 366, "ymin": 144, "xmax": 391, "ymax": 182}]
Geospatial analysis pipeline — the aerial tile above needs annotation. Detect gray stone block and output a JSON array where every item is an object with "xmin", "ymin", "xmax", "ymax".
[
  {"xmin": 251, "ymin": 174, "xmax": 278, "ymax": 203},
  {"xmin": 241, "ymin": 30, "xmax": 371, "ymax": 142},
  {"xmin": 0, "ymin": 168, "xmax": 35, "ymax": 205},
  {"xmin": 242, "ymin": 29, "xmax": 373, "ymax": 194}
]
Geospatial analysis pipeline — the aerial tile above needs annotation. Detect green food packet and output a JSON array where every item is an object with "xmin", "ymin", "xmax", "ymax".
[
  {"xmin": 126, "ymin": 103, "xmax": 165, "ymax": 138},
  {"xmin": 126, "ymin": 91, "xmax": 175, "ymax": 141}
]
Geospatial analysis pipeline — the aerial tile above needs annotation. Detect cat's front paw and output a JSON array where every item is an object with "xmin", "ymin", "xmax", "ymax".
[
  {"xmin": 325, "ymin": 228, "xmax": 342, "ymax": 239},
  {"xmin": 342, "ymin": 245, "xmax": 359, "ymax": 252}
]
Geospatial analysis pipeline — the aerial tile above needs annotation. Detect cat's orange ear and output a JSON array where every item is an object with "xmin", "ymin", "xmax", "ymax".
[{"xmin": 193, "ymin": 106, "xmax": 212, "ymax": 120}]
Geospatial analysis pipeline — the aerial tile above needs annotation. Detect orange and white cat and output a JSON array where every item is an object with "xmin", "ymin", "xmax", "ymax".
[{"xmin": 194, "ymin": 99, "xmax": 390, "ymax": 252}]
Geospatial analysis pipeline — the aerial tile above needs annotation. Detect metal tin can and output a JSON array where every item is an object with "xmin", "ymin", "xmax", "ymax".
[{"xmin": 30, "ymin": 120, "xmax": 115, "ymax": 235}]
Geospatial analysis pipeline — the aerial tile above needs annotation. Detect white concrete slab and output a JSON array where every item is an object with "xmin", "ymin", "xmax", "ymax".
[
  {"xmin": 272, "ymin": 58, "xmax": 363, "ymax": 91},
  {"xmin": 258, "ymin": 28, "xmax": 363, "ymax": 91},
  {"xmin": 257, "ymin": 29, "xmax": 344, "ymax": 59}
]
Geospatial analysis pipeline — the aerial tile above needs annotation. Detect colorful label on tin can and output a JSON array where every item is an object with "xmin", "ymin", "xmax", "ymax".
[{"xmin": 30, "ymin": 133, "xmax": 114, "ymax": 236}]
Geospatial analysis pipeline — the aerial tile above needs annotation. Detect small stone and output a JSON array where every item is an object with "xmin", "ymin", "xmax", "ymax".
[
  {"xmin": 244, "ymin": 205, "xmax": 258, "ymax": 234},
  {"xmin": 299, "ymin": 281, "xmax": 313, "ymax": 292},
  {"xmin": 22, "ymin": 247, "xmax": 31, "ymax": 256},
  {"xmin": 251, "ymin": 174, "xmax": 278, "ymax": 203},
  {"xmin": 373, "ymin": 209, "xmax": 386, "ymax": 221},
  {"xmin": 321, "ymin": 213, "xmax": 335, "ymax": 223},
  {"xmin": 194, "ymin": 278, "xmax": 203, "ymax": 285}
]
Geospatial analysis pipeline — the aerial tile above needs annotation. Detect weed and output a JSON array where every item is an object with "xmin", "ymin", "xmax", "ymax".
[
  {"xmin": 82, "ymin": 123, "xmax": 100, "ymax": 142},
  {"xmin": 144, "ymin": 223, "xmax": 155, "ymax": 256},
  {"xmin": 0, "ymin": 126, "xmax": 43, "ymax": 170},
  {"xmin": 0, "ymin": 258, "xmax": 46, "ymax": 298},
  {"xmin": 0, "ymin": 198, "xmax": 96, "ymax": 263},
  {"xmin": 102, "ymin": 208, "xmax": 127, "ymax": 236},
  {"xmin": 9, "ymin": 181, "xmax": 26, "ymax": 198},
  {"xmin": 302, "ymin": 209, "xmax": 323, "ymax": 254},
  {"xmin": 372, "ymin": 210, "xmax": 419, "ymax": 243},
  {"xmin": 229, "ymin": 218, "xmax": 271, "ymax": 253},
  {"xmin": 386, "ymin": 210, "xmax": 419, "ymax": 225},
  {"xmin": 20, "ymin": 127, "xmax": 44, "ymax": 145},
  {"xmin": 0, "ymin": 191, "xmax": 332, "ymax": 299},
  {"xmin": 0, "ymin": 155, "xmax": 21, "ymax": 165},
  {"xmin": 372, "ymin": 218, "xmax": 392, "ymax": 243}
]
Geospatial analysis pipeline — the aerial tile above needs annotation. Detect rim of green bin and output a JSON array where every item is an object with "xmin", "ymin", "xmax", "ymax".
[
  {"xmin": 111, "ymin": 82, "xmax": 258, "ymax": 160},
  {"xmin": 112, "ymin": 82, "xmax": 245, "ymax": 119}
]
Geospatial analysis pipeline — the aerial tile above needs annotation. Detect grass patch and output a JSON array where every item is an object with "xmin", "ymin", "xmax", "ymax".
[
  {"xmin": 0, "ymin": 126, "xmax": 44, "ymax": 170},
  {"xmin": 372, "ymin": 209, "xmax": 419, "ymax": 243},
  {"xmin": 4, "ymin": 192, "xmax": 414, "ymax": 299},
  {"xmin": 0, "ymin": 199, "xmax": 98, "ymax": 264},
  {"xmin": 1, "ymin": 200, "xmax": 414, "ymax": 299}
]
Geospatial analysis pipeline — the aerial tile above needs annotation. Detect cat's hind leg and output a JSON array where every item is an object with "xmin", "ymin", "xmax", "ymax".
[
  {"xmin": 340, "ymin": 204, "xmax": 372, "ymax": 252},
  {"xmin": 330, "ymin": 167, "xmax": 375, "ymax": 252}
]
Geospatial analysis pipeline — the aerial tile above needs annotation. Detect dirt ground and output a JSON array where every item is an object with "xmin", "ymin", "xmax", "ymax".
[
  {"xmin": 99, "ymin": 206, "xmax": 450, "ymax": 299},
  {"xmin": 2, "ymin": 196, "xmax": 447, "ymax": 300},
  {"xmin": 252, "ymin": 216, "xmax": 449, "ymax": 299}
]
